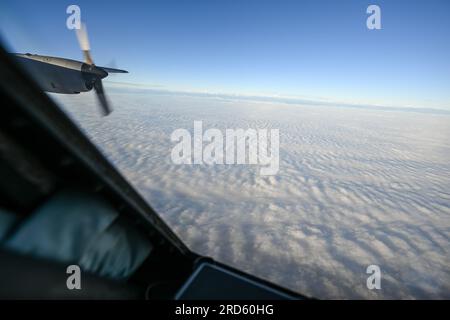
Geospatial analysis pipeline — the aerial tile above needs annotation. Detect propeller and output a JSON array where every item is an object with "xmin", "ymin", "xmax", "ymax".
[
  {"xmin": 93, "ymin": 79, "xmax": 112, "ymax": 115},
  {"xmin": 75, "ymin": 23, "xmax": 120, "ymax": 116}
]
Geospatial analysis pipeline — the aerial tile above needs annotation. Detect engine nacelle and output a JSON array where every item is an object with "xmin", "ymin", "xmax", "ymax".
[{"xmin": 14, "ymin": 54, "xmax": 97, "ymax": 94}]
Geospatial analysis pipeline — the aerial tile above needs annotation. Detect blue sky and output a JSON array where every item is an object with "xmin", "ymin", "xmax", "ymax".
[{"xmin": 1, "ymin": 0, "xmax": 449, "ymax": 109}]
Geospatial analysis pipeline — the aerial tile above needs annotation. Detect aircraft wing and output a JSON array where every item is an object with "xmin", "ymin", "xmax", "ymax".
[{"xmin": 99, "ymin": 66, "xmax": 128, "ymax": 73}]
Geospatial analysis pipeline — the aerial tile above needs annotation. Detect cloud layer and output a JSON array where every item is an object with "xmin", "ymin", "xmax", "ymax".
[{"xmin": 53, "ymin": 88, "xmax": 450, "ymax": 299}]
